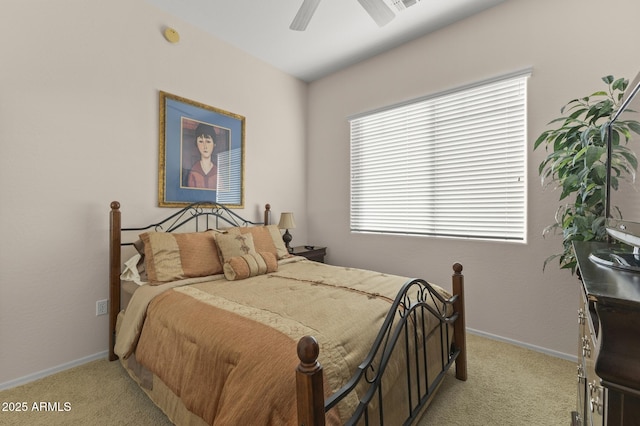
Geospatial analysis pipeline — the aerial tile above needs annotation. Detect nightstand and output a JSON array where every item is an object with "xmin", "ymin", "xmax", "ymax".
[{"xmin": 290, "ymin": 246, "xmax": 327, "ymax": 263}]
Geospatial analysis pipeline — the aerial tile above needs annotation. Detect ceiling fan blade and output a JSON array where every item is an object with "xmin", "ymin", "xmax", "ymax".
[
  {"xmin": 290, "ymin": 0, "xmax": 321, "ymax": 31},
  {"xmin": 357, "ymin": 0, "xmax": 395, "ymax": 27}
]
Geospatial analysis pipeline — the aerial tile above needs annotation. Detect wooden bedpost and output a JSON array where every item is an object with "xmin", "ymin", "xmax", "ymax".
[
  {"xmin": 296, "ymin": 335, "xmax": 325, "ymax": 426},
  {"xmin": 452, "ymin": 262, "xmax": 467, "ymax": 381},
  {"xmin": 109, "ymin": 201, "xmax": 122, "ymax": 361}
]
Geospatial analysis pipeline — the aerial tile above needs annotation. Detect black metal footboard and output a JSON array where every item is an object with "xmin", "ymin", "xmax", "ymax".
[{"xmin": 296, "ymin": 263, "xmax": 466, "ymax": 426}]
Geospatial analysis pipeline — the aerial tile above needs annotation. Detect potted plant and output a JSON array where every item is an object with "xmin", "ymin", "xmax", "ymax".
[{"xmin": 535, "ymin": 75, "xmax": 640, "ymax": 273}]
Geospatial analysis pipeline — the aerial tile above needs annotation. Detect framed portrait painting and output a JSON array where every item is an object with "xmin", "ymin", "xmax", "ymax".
[{"xmin": 158, "ymin": 91, "xmax": 245, "ymax": 208}]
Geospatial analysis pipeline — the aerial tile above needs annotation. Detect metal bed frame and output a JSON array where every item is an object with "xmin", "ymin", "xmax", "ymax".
[{"xmin": 108, "ymin": 201, "xmax": 467, "ymax": 425}]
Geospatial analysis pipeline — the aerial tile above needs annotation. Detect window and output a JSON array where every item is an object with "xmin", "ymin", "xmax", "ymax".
[{"xmin": 350, "ymin": 71, "xmax": 529, "ymax": 241}]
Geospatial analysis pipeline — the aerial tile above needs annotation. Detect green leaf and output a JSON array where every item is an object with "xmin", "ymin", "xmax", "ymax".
[
  {"xmin": 592, "ymin": 216, "xmax": 606, "ymax": 233},
  {"xmin": 592, "ymin": 163, "xmax": 607, "ymax": 184},
  {"xmin": 534, "ymin": 131, "xmax": 551, "ymax": 150},
  {"xmin": 610, "ymin": 128, "xmax": 621, "ymax": 146},
  {"xmin": 561, "ymin": 175, "xmax": 579, "ymax": 199},
  {"xmin": 600, "ymin": 123, "xmax": 609, "ymax": 144},
  {"xmin": 568, "ymin": 108, "xmax": 588, "ymax": 120},
  {"xmin": 585, "ymin": 145, "xmax": 606, "ymax": 168},
  {"xmin": 628, "ymin": 120, "xmax": 640, "ymax": 135},
  {"xmin": 542, "ymin": 253, "xmax": 561, "ymax": 272},
  {"xmin": 612, "ymin": 77, "xmax": 627, "ymax": 92}
]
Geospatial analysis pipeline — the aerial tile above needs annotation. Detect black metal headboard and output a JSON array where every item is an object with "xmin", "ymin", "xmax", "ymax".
[
  {"xmin": 118, "ymin": 202, "xmax": 271, "ymax": 247},
  {"xmin": 108, "ymin": 201, "xmax": 271, "ymax": 360}
]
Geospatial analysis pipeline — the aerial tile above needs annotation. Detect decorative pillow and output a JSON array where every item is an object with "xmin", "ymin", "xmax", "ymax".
[
  {"xmin": 223, "ymin": 251, "xmax": 278, "ymax": 281},
  {"xmin": 140, "ymin": 230, "xmax": 223, "ymax": 284},
  {"xmin": 226, "ymin": 225, "xmax": 289, "ymax": 259},
  {"xmin": 264, "ymin": 225, "xmax": 290, "ymax": 259},
  {"xmin": 120, "ymin": 254, "xmax": 148, "ymax": 285},
  {"xmin": 215, "ymin": 232, "xmax": 256, "ymax": 262},
  {"xmin": 129, "ymin": 238, "xmax": 148, "ymax": 281},
  {"xmin": 133, "ymin": 238, "xmax": 145, "ymax": 256}
]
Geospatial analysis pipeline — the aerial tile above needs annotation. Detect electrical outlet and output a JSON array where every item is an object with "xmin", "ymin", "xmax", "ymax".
[{"xmin": 96, "ymin": 299, "xmax": 108, "ymax": 316}]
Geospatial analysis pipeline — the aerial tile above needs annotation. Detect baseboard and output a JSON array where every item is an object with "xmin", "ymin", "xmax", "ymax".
[
  {"xmin": 467, "ymin": 328, "xmax": 578, "ymax": 363},
  {"xmin": 0, "ymin": 331, "xmax": 577, "ymax": 391},
  {"xmin": 0, "ymin": 350, "xmax": 109, "ymax": 391}
]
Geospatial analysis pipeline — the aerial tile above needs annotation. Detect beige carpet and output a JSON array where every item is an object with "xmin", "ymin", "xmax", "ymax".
[
  {"xmin": 0, "ymin": 333, "xmax": 575, "ymax": 425},
  {"xmin": 417, "ymin": 333, "xmax": 575, "ymax": 425}
]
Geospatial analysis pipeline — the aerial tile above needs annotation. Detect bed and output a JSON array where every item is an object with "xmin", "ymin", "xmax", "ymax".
[{"xmin": 108, "ymin": 201, "xmax": 467, "ymax": 425}]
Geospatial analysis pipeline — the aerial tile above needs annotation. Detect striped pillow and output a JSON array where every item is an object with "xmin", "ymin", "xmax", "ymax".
[
  {"xmin": 223, "ymin": 252, "xmax": 278, "ymax": 281},
  {"xmin": 140, "ymin": 231, "xmax": 223, "ymax": 284}
]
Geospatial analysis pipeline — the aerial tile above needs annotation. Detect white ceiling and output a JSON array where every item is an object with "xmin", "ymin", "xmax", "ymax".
[{"xmin": 147, "ymin": 0, "xmax": 507, "ymax": 82}]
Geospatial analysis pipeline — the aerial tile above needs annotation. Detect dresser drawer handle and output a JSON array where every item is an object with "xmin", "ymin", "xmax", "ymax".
[
  {"xmin": 581, "ymin": 337, "xmax": 591, "ymax": 358},
  {"xmin": 578, "ymin": 308, "xmax": 586, "ymax": 324},
  {"xmin": 576, "ymin": 364, "xmax": 585, "ymax": 382},
  {"xmin": 589, "ymin": 380, "xmax": 604, "ymax": 415},
  {"xmin": 590, "ymin": 396, "xmax": 603, "ymax": 414}
]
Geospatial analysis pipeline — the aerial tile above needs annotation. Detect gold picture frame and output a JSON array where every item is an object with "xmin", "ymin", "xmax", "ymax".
[{"xmin": 158, "ymin": 91, "xmax": 245, "ymax": 208}]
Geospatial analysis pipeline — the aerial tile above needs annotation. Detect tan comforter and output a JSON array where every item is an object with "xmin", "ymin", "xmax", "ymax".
[{"xmin": 115, "ymin": 257, "xmax": 451, "ymax": 425}]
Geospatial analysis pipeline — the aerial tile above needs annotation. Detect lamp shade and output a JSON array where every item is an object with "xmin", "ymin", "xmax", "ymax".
[{"xmin": 278, "ymin": 212, "xmax": 296, "ymax": 230}]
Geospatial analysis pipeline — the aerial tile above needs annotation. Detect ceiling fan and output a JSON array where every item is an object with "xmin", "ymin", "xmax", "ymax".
[{"xmin": 290, "ymin": 0, "xmax": 419, "ymax": 31}]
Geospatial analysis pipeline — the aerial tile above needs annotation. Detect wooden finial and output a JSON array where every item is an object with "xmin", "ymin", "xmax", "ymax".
[
  {"xmin": 264, "ymin": 204, "xmax": 272, "ymax": 225},
  {"xmin": 297, "ymin": 335, "xmax": 320, "ymax": 370}
]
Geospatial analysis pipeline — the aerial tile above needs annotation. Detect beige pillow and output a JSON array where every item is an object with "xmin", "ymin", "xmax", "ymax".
[
  {"xmin": 264, "ymin": 225, "xmax": 289, "ymax": 259},
  {"xmin": 140, "ymin": 231, "xmax": 223, "ymax": 284},
  {"xmin": 223, "ymin": 251, "xmax": 278, "ymax": 281},
  {"xmin": 227, "ymin": 225, "xmax": 289, "ymax": 259},
  {"xmin": 215, "ymin": 232, "xmax": 256, "ymax": 262}
]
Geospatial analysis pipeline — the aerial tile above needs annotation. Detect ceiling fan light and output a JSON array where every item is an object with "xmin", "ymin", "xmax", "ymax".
[
  {"xmin": 290, "ymin": 0, "xmax": 321, "ymax": 31},
  {"xmin": 390, "ymin": 0, "xmax": 406, "ymax": 11},
  {"xmin": 390, "ymin": 0, "xmax": 419, "ymax": 12},
  {"xmin": 357, "ymin": 0, "xmax": 395, "ymax": 27}
]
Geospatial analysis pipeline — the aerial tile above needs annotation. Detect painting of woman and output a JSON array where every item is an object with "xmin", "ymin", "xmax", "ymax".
[{"xmin": 186, "ymin": 123, "xmax": 218, "ymax": 189}]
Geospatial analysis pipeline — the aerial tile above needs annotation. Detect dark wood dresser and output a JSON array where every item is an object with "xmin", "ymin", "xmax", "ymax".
[{"xmin": 573, "ymin": 241, "xmax": 640, "ymax": 426}]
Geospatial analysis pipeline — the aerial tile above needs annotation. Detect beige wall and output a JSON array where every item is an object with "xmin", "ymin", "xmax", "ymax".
[
  {"xmin": 0, "ymin": 0, "xmax": 308, "ymax": 386},
  {"xmin": 306, "ymin": 0, "xmax": 640, "ymax": 357}
]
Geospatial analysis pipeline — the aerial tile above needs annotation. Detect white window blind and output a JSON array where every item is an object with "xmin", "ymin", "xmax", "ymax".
[{"xmin": 350, "ymin": 71, "xmax": 529, "ymax": 241}]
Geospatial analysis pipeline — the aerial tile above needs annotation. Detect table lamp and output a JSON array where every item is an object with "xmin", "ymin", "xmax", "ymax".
[{"xmin": 278, "ymin": 212, "xmax": 296, "ymax": 253}]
